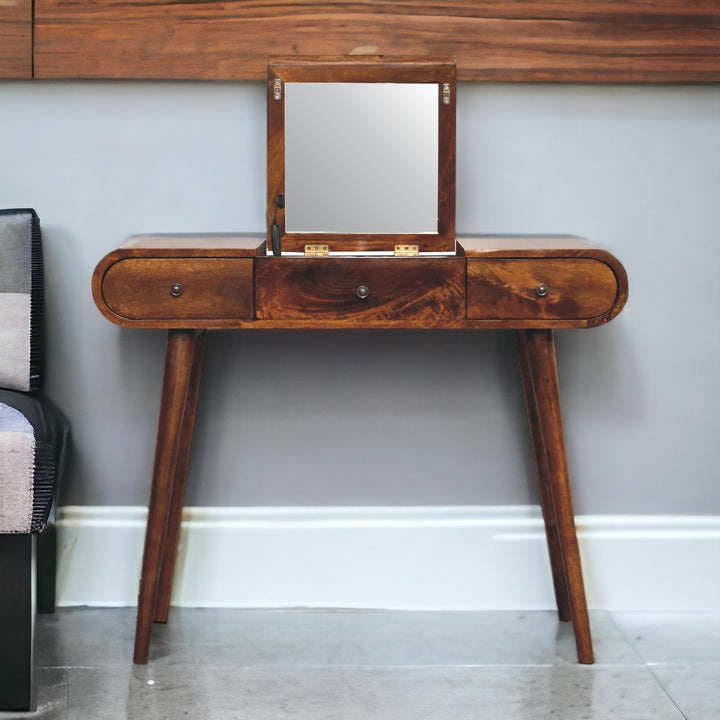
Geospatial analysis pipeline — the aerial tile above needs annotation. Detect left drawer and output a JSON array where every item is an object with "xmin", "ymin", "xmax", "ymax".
[{"xmin": 100, "ymin": 258, "xmax": 254, "ymax": 321}]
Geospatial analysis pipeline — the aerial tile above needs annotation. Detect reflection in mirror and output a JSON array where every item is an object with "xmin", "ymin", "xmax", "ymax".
[{"xmin": 284, "ymin": 83, "xmax": 439, "ymax": 234}]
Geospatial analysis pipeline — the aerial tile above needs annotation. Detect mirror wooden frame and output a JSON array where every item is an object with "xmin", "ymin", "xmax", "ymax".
[{"xmin": 267, "ymin": 57, "xmax": 456, "ymax": 254}]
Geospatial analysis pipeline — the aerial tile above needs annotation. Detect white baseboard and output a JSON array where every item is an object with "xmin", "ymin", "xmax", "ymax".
[{"xmin": 55, "ymin": 506, "xmax": 720, "ymax": 610}]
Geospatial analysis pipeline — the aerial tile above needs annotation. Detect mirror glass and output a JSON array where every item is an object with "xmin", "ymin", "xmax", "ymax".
[{"xmin": 284, "ymin": 82, "xmax": 439, "ymax": 234}]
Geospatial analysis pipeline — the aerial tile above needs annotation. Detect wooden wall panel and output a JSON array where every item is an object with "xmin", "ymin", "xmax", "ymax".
[
  {"xmin": 32, "ymin": 1, "xmax": 720, "ymax": 82},
  {"xmin": 0, "ymin": 0, "xmax": 32, "ymax": 78}
]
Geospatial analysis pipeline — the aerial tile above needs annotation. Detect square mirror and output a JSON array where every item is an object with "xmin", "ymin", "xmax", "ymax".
[{"xmin": 267, "ymin": 57, "xmax": 456, "ymax": 255}]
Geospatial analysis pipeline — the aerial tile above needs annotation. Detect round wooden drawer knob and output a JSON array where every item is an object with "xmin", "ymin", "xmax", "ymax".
[{"xmin": 356, "ymin": 285, "xmax": 370, "ymax": 299}]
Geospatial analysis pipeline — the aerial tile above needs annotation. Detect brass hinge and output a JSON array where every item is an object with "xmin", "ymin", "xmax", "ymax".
[
  {"xmin": 304, "ymin": 243, "xmax": 330, "ymax": 257},
  {"xmin": 394, "ymin": 244, "xmax": 419, "ymax": 257}
]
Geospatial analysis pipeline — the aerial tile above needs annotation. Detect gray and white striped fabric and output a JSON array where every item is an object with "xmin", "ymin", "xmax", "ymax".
[
  {"xmin": 0, "ymin": 403, "xmax": 35, "ymax": 532},
  {"xmin": 0, "ymin": 209, "xmax": 54, "ymax": 534},
  {"xmin": 0, "ymin": 403, "xmax": 55, "ymax": 533},
  {"xmin": 0, "ymin": 209, "xmax": 43, "ymax": 392}
]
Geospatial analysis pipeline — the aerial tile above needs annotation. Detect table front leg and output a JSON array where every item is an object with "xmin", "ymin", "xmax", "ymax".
[
  {"xmin": 516, "ymin": 329, "xmax": 594, "ymax": 664},
  {"xmin": 153, "ymin": 329, "xmax": 206, "ymax": 623},
  {"xmin": 134, "ymin": 329, "xmax": 205, "ymax": 665}
]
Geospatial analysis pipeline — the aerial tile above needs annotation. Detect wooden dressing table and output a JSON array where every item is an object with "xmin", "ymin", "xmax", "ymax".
[
  {"xmin": 92, "ymin": 233, "xmax": 628, "ymax": 664},
  {"xmin": 91, "ymin": 55, "xmax": 630, "ymax": 666}
]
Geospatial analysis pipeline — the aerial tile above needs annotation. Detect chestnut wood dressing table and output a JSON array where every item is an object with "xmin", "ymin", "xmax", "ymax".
[
  {"xmin": 92, "ymin": 233, "xmax": 628, "ymax": 665},
  {"xmin": 91, "ymin": 55, "xmax": 628, "ymax": 666}
]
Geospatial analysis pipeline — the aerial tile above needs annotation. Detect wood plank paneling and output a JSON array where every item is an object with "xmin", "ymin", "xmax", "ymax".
[
  {"xmin": 0, "ymin": 0, "xmax": 32, "ymax": 78},
  {"xmin": 33, "ymin": 1, "xmax": 720, "ymax": 82}
]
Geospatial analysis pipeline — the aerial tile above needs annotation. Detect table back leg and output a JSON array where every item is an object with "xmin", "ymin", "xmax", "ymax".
[{"xmin": 516, "ymin": 330, "xmax": 571, "ymax": 622}]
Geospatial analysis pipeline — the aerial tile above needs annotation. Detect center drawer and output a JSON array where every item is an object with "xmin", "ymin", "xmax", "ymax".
[{"xmin": 255, "ymin": 257, "xmax": 465, "ymax": 323}]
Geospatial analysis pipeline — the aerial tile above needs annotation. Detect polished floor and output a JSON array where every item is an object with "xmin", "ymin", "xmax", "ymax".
[{"xmin": 3, "ymin": 608, "xmax": 719, "ymax": 719}]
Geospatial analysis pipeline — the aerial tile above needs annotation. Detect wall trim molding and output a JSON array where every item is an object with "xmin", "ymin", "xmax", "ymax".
[{"xmin": 56, "ymin": 506, "xmax": 720, "ymax": 610}]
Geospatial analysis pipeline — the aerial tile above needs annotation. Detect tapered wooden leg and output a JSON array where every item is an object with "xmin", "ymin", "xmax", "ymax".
[
  {"xmin": 516, "ymin": 331, "xmax": 572, "ymax": 622},
  {"xmin": 134, "ymin": 329, "xmax": 205, "ymax": 664},
  {"xmin": 517, "ymin": 329, "xmax": 594, "ymax": 664},
  {"xmin": 153, "ymin": 330, "xmax": 206, "ymax": 623}
]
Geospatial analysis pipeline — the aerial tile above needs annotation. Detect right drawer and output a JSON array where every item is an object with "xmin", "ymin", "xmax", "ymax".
[{"xmin": 467, "ymin": 258, "xmax": 618, "ymax": 321}]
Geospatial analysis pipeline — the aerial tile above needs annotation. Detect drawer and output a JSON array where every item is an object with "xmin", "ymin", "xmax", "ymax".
[
  {"xmin": 467, "ymin": 258, "xmax": 617, "ymax": 321},
  {"xmin": 255, "ymin": 257, "xmax": 465, "ymax": 323},
  {"xmin": 101, "ymin": 258, "xmax": 254, "ymax": 321}
]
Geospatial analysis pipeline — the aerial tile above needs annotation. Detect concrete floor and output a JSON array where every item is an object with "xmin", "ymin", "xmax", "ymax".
[{"xmin": 2, "ymin": 608, "xmax": 718, "ymax": 719}]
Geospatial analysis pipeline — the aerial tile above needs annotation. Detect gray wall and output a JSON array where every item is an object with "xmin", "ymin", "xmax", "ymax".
[{"xmin": 1, "ymin": 82, "xmax": 718, "ymax": 514}]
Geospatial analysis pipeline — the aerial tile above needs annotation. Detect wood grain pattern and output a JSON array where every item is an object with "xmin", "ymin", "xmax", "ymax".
[
  {"xmin": 462, "ymin": 235, "xmax": 629, "ymax": 327},
  {"xmin": 91, "ymin": 234, "xmax": 629, "ymax": 330},
  {"xmin": 91, "ymin": 235, "xmax": 264, "ymax": 328},
  {"xmin": 255, "ymin": 256, "xmax": 466, "ymax": 324},
  {"xmin": 0, "ymin": 0, "xmax": 32, "ymax": 79},
  {"xmin": 101, "ymin": 258, "xmax": 254, "ymax": 322},
  {"xmin": 33, "ymin": 1, "xmax": 720, "ymax": 82},
  {"xmin": 467, "ymin": 258, "xmax": 617, "ymax": 321}
]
